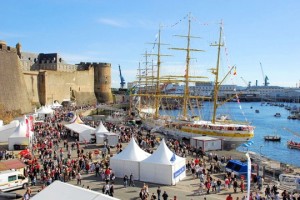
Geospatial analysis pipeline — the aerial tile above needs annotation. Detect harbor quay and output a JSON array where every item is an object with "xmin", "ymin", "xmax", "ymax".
[{"xmin": 1, "ymin": 104, "xmax": 299, "ymax": 199}]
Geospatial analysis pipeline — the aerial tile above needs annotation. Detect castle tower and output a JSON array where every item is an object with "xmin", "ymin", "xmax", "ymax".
[{"xmin": 94, "ymin": 63, "xmax": 113, "ymax": 103}]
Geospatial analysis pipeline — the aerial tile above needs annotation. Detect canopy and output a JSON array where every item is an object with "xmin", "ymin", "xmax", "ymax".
[
  {"xmin": 8, "ymin": 119, "xmax": 33, "ymax": 151},
  {"xmin": 70, "ymin": 115, "xmax": 84, "ymax": 124},
  {"xmin": 36, "ymin": 106, "xmax": 54, "ymax": 115},
  {"xmin": 95, "ymin": 121, "xmax": 109, "ymax": 135},
  {"xmin": 0, "ymin": 120, "xmax": 19, "ymax": 142},
  {"xmin": 140, "ymin": 139, "xmax": 186, "ymax": 185},
  {"xmin": 51, "ymin": 101, "xmax": 62, "ymax": 108},
  {"xmin": 110, "ymin": 137, "xmax": 150, "ymax": 180},
  {"xmin": 64, "ymin": 123, "xmax": 95, "ymax": 142},
  {"xmin": 31, "ymin": 181, "xmax": 119, "ymax": 200}
]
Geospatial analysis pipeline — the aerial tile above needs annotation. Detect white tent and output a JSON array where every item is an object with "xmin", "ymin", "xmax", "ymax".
[
  {"xmin": 95, "ymin": 121, "xmax": 109, "ymax": 135},
  {"xmin": 95, "ymin": 122, "xmax": 109, "ymax": 144},
  {"xmin": 36, "ymin": 106, "xmax": 54, "ymax": 119},
  {"xmin": 8, "ymin": 119, "xmax": 33, "ymax": 151},
  {"xmin": 140, "ymin": 139, "xmax": 186, "ymax": 185},
  {"xmin": 110, "ymin": 137, "xmax": 150, "ymax": 180},
  {"xmin": 51, "ymin": 101, "xmax": 62, "ymax": 109},
  {"xmin": 0, "ymin": 120, "xmax": 19, "ymax": 142},
  {"xmin": 64, "ymin": 123, "xmax": 95, "ymax": 143},
  {"xmin": 31, "ymin": 181, "xmax": 119, "ymax": 200},
  {"xmin": 70, "ymin": 115, "xmax": 84, "ymax": 124}
]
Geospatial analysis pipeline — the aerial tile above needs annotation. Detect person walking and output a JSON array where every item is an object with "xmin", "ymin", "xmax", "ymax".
[
  {"xmin": 109, "ymin": 184, "xmax": 114, "ymax": 197},
  {"xmin": 233, "ymin": 178, "xmax": 238, "ymax": 193},
  {"xmin": 162, "ymin": 191, "xmax": 168, "ymax": 200},
  {"xmin": 123, "ymin": 174, "xmax": 128, "ymax": 187},
  {"xmin": 157, "ymin": 186, "xmax": 161, "ymax": 200},
  {"xmin": 76, "ymin": 172, "xmax": 82, "ymax": 185},
  {"xmin": 129, "ymin": 173, "xmax": 135, "ymax": 187}
]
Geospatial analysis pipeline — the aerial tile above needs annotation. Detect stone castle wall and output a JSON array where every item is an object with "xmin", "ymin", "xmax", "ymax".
[
  {"xmin": 38, "ymin": 68, "xmax": 97, "ymax": 105},
  {"xmin": 23, "ymin": 71, "xmax": 40, "ymax": 105},
  {"xmin": 0, "ymin": 42, "xmax": 32, "ymax": 113},
  {"xmin": 0, "ymin": 40, "xmax": 112, "ymax": 112}
]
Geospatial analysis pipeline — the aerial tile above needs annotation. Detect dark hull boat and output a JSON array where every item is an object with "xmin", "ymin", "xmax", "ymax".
[{"xmin": 264, "ymin": 135, "xmax": 281, "ymax": 142}]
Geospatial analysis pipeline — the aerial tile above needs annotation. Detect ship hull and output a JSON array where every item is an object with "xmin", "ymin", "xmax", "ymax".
[{"xmin": 143, "ymin": 119, "xmax": 254, "ymax": 150}]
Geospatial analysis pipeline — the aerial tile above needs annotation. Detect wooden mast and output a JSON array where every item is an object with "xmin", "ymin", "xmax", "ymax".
[{"xmin": 170, "ymin": 13, "xmax": 204, "ymax": 118}]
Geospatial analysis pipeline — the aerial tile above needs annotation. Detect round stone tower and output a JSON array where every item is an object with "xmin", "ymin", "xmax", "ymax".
[{"xmin": 94, "ymin": 63, "xmax": 113, "ymax": 103}]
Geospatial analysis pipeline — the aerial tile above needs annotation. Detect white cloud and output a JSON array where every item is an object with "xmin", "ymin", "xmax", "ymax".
[
  {"xmin": 0, "ymin": 31, "xmax": 26, "ymax": 38},
  {"xmin": 60, "ymin": 53, "xmax": 106, "ymax": 64},
  {"xmin": 97, "ymin": 18, "xmax": 127, "ymax": 28}
]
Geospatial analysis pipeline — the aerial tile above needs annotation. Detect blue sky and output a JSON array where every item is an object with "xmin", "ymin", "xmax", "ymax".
[{"xmin": 1, "ymin": 0, "xmax": 300, "ymax": 88}]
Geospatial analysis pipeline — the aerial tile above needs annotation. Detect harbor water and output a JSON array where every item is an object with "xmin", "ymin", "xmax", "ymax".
[{"xmin": 160, "ymin": 101, "xmax": 300, "ymax": 167}]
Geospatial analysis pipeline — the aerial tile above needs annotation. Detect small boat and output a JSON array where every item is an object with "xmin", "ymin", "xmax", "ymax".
[
  {"xmin": 287, "ymin": 141, "xmax": 300, "ymax": 150},
  {"xmin": 274, "ymin": 113, "xmax": 281, "ymax": 117},
  {"xmin": 288, "ymin": 115, "xmax": 297, "ymax": 120},
  {"xmin": 264, "ymin": 135, "xmax": 281, "ymax": 142},
  {"xmin": 255, "ymin": 110, "xmax": 260, "ymax": 113}
]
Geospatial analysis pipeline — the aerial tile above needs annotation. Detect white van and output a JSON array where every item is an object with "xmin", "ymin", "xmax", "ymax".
[
  {"xmin": 0, "ymin": 170, "xmax": 28, "ymax": 192},
  {"xmin": 279, "ymin": 174, "xmax": 300, "ymax": 187}
]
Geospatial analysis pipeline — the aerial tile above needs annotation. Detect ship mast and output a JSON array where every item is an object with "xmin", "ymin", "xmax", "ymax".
[
  {"xmin": 154, "ymin": 27, "xmax": 162, "ymax": 118},
  {"xmin": 147, "ymin": 26, "xmax": 171, "ymax": 118},
  {"xmin": 211, "ymin": 25, "xmax": 224, "ymax": 124},
  {"xmin": 170, "ymin": 13, "xmax": 204, "ymax": 118}
]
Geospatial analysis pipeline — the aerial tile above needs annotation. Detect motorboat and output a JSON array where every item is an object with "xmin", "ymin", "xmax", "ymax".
[
  {"xmin": 264, "ymin": 135, "xmax": 281, "ymax": 142},
  {"xmin": 274, "ymin": 113, "xmax": 281, "ymax": 117}
]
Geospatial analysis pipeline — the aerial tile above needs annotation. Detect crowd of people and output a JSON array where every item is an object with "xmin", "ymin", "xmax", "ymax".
[{"xmin": 3, "ymin": 104, "xmax": 299, "ymax": 200}]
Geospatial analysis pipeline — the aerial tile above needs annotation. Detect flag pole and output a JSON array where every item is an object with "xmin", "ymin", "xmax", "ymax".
[{"xmin": 245, "ymin": 152, "xmax": 251, "ymax": 200}]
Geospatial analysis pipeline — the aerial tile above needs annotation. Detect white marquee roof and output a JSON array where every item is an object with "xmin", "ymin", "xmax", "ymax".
[
  {"xmin": 64, "ymin": 123, "xmax": 95, "ymax": 134},
  {"xmin": 31, "ymin": 181, "xmax": 119, "ymax": 200},
  {"xmin": 111, "ymin": 137, "xmax": 150, "ymax": 161},
  {"xmin": 95, "ymin": 121, "xmax": 109, "ymax": 134},
  {"xmin": 141, "ymin": 139, "xmax": 185, "ymax": 165}
]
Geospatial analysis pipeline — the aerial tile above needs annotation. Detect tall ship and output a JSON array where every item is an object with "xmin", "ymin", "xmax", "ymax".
[{"xmin": 132, "ymin": 15, "xmax": 255, "ymax": 150}]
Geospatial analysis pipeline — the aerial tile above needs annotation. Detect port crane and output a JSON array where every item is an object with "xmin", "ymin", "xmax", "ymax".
[
  {"xmin": 260, "ymin": 62, "xmax": 269, "ymax": 86},
  {"xmin": 118, "ymin": 65, "xmax": 126, "ymax": 89},
  {"xmin": 240, "ymin": 76, "xmax": 251, "ymax": 87}
]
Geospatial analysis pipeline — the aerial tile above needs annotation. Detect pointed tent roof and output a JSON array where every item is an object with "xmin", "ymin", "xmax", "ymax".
[
  {"xmin": 70, "ymin": 115, "xmax": 84, "ymax": 124},
  {"xmin": 9, "ymin": 121, "xmax": 27, "ymax": 138},
  {"xmin": 111, "ymin": 137, "xmax": 150, "ymax": 161},
  {"xmin": 141, "ymin": 139, "xmax": 184, "ymax": 165},
  {"xmin": 37, "ymin": 106, "xmax": 54, "ymax": 114},
  {"xmin": 51, "ymin": 101, "xmax": 62, "ymax": 108},
  {"xmin": 95, "ymin": 121, "xmax": 109, "ymax": 135},
  {"xmin": 31, "ymin": 181, "xmax": 119, "ymax": 200}
]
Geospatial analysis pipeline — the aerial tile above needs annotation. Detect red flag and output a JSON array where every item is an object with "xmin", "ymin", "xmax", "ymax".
[
  {"xmin": 29, "ymin": 116, "xmax": 34, "ymax": 131},
  {"xmin": 233, "ymin": 67, "xmax": 237, "ymax": 75},
  {"xmin": 25, "ymin": 119, "xmax": 30, "ymax": 137}
]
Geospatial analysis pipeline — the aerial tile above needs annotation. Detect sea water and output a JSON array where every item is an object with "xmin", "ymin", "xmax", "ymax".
[{"xmin": 160, "ymin": 102, "xmax": 300, "ymax": 167}]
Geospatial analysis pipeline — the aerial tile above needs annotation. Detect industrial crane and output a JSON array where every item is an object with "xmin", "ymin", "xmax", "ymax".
[
  {"xmin": 118, "ymin": 65, "xmax": 125, "ymax": 89},
  {"xmin": 240, "ymin": 76, "xmax": 251, "ymax": 87},
  {"xmin": 260, "ymin": 62, "xmax": 269, "ymax": 86}
]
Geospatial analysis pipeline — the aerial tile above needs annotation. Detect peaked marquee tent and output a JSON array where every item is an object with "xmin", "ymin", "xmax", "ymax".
[
  {"xmin": 8, "ymin": 119, "xmax": 34, "ymax": 150},
  {"xmin": 110, "ymin": 137, "xmax": 150, "ymax": 180},
  {"xmin": 0, "ymin": 120, "xmax": 19, "ymax": 142},
  {"xmin": 31, "ymin": 181, "xmax": 119, "ymax": 200},
  {"xmin": 140, "ymin": 139, "xmax": 186, "ymax": 185},
  {"xmin": 36, "ymin": 106, "xmax": 54, "ymax": 119}
]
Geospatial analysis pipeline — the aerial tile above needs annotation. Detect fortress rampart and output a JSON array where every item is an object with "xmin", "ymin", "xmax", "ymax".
[
  {"xmin": 0, "ymin": 41, "xmax": 32, "ymax": 113},
  {"xmin": 0, "ymin": 40, "xmax": 113, "ymax": 112}
]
